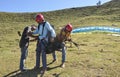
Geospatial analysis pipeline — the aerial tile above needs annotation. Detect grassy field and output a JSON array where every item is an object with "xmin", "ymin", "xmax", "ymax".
[
  {"xmin": 1, "ymin": 30, "xmax": 120, "ymax": 77},
  {"xmin": 0, "ymin": 0, "xmax": 120, "ymax": 77}
]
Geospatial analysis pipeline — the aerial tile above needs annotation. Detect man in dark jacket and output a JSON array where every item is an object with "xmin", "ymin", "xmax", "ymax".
[{"xmin": 19, "ymin": 25, "xmax": 36, "ymax": 71}]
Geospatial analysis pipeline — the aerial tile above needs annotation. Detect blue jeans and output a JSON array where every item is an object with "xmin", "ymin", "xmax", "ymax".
[
  {"xmin": 19, "ymin": 46, "xmax": 28, "ymax": 70},
  {"xmin": 35, "ymin": 40, "xmax": 47, "ymax": 69},
  {"xmin": 52, "ymin": 42, "xmax": 66, "ymax": 63}
]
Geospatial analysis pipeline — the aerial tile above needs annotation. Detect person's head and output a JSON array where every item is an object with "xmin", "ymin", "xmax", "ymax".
[
  {"xmin": 35, "ymin": 13, "xmax": 44, "ymax": 23},
  {"xmin": 64, "ymin": 23, "xmax": 73, "ymax": 32},
  {"xmin": 31, "ymin": 24, "xmax": 36, "ymax": 31}
]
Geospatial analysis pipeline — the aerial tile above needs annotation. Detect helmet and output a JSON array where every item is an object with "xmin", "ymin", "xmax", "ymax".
[
  {"xmin": 65, "ymin": 24, "xmax": 73, "ymax": 32},
  {"xmin": 35, "ymin": 13, "xmax": 44, "ymax": 23}
]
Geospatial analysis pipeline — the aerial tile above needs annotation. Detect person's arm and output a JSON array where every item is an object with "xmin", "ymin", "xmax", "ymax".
[
  {"xmin": 64, "ymin": 31, "xmax": 71, "ymax": 41},
  {"xmin": 66, "ymin": 34, "xmax": 72, "ymax": 41},
  {"xmin": 28, "ymin": 27, "xmax": 39, "ymax": 41},
  {"xmin": 29, "ymin": 37, "xmax": 38, "ymax": 42},
  {"xmin": 27, "ymin": 26, "xmax": 39, "ymax": 37}
]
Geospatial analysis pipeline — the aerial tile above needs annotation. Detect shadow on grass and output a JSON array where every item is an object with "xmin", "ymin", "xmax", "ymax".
[
  {"xmin": 3, "ymin": 68, "xmax": 44, "ymax": 77},
  {"xmin": 4, "ymin": 65, "xmax": 61, "ymax": 77},
  {"xmin": 52, "ymin": 72, "xmax": 63, "ymax": 77},
  {"xmin": 3, "ymin": 69, "xmax": 20, "ymax": 77},
  {"xmin": 4, "ymin": 60, "xmax": 62, "ymax": 77},
  {"xmin": 47, "ymin": 65, "xmax": 61, "ymax": 71},
  {"xmin": 47, "ymin": 60, "xmax": 55, "ymax": 66}
]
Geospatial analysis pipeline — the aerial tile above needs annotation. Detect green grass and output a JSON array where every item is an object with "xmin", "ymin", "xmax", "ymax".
[{"xmin": 1, "ymin": 31, "xmax": 120, "ymax": 77}]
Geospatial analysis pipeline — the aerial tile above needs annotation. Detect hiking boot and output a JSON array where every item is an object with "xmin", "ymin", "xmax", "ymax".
[
  {"xmin": 60, "ymin": 63, "xmax": 65, "ymax": 68},
  {"xmin": 20, "ymin": 67, "xmax": 27, "ymax": 71}
]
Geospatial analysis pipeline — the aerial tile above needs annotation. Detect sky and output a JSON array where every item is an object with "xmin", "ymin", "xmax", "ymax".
[{"xmin": 0, "ymin": 0, "xmax": 111, "ymax": 13}]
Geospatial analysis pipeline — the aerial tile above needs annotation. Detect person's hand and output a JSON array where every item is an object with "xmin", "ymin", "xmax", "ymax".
[
  {"xmin": 25, "ymin": 43, "xmax": 29, "ymax": 47},
  {"xmin": 27, "ymin": 32, "xmax": 32, "ymax": 36},
  {"xmin": 17, "ymin": 31, "xmax": 21, "ymax": 36}
]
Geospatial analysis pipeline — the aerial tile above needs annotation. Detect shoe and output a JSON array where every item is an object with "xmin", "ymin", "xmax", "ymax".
[
  {"xmin": 20, "ymin": 67, "xmax": 27, "ymax": 71},
  {"xmin": 60, "ymin": 63, "xmax": 65, "ymax": 68},
  {"xmin": 21, "ymin": 69, "xmax": 27, "ymax": 71}
]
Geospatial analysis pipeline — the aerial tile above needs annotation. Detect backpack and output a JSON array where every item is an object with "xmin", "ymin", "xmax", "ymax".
[
  {"xmin": 38, "ymin": 22, "xmax": 55, "ymax": 41},
  {"xmin": 38, "ymin": 22, "xmax": 56, "ymax": 54}
]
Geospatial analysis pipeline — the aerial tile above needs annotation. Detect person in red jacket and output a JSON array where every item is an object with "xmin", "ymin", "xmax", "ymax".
[
  {"xmin": 19, "ymin": 25, "xmax": 36, "ymax": 71},
  {"xmin": 52, "ymin": 23, "xmax": 73, "ymax": 68}
]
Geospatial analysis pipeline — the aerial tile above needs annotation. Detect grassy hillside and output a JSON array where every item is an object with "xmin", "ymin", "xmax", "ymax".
[
  {"xmin": 0, "ymin": 0, "xmax": 120, "ymax": 27},
  {"xmin": 0, "ymin": 0, "xmax": 120, "ymax": 77}
]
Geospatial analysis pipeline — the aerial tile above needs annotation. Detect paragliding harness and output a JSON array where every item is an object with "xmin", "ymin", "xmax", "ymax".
[{"xmin": 38, "ymin": 21, "xmax": 56, "ymax": 54}]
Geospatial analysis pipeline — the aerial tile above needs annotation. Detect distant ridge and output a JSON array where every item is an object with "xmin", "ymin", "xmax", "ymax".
[{"xmin": 0, "ymin": 0, "xmax": 120, "ymax": 25}]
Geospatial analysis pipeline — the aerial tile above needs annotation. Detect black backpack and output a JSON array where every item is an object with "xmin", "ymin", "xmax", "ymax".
[
  {"xmin": 38, "ymin": 22, "xmax": 55, "ymax": 42},
  {"xmin": 38, "ymin": 22, "xmax": 56, "ymax": 54}
]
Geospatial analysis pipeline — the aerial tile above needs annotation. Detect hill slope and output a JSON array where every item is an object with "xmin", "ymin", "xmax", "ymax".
[{"xmin": 0, "ymin": 0, "xmax": 120, "ymax": 27}]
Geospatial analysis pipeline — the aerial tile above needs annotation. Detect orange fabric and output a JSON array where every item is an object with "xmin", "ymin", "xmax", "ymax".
[{"xmin": 56, "ymin": 28, "xmax": 71, "ymax": 42}]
